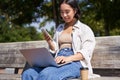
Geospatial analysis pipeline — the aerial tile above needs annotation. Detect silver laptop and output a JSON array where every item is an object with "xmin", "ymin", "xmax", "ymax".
[{"xmin": 20, "ymin": 47, "xmax": 71, "ymax": 67}]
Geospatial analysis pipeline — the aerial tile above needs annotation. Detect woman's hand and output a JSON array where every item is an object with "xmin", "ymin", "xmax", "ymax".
[
  {"xmin": 42, "ymin": 32, "xmax": 55, "ymax": 51},
  {"xmin": 43, "ymin": 33, "xmax": 52, "ymax": 42},
  {"xmin": 41, "ymin": 28, "xmax": 52, "ymax": 42},
  {"xmin": 55, "ymin": 53, "xmax": 84, "ymax": 64},
  {"xmin": 55, "ymin": 56, "xmax": 72, "ymax": 64}
]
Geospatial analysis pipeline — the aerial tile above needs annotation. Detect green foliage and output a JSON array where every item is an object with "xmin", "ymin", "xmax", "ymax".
[
  {"xmin": 0, "ymin": 0, "xmax": 50, "ymax": 42},
  {"xmin": 0, "ymin": 17, "xmax": 44, "ymax": 42},
  {"xmin": 0, "ymin": 0, "xmax": 44, "ymax": 25},
  {"xmin": 0, "ymin": 0, "xmax": 120, "ymax": 43},
  {"xmin": 88, "ymin": 0, "xmax": 120, "ymax": 36},
  {"xmin": 110, "ymin": 28, "xmax": 120, "ymax": 35}
]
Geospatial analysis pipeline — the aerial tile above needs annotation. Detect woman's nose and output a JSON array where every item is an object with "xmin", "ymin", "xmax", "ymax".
[{"xmin": 63, "ymin": 13, "xmax": 67, "ymax": 17}]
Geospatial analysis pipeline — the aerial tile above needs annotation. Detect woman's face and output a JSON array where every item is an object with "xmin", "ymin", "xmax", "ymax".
[{"xmin": 60, "ymin": 3, "xmax": 76, "ymax": 23}]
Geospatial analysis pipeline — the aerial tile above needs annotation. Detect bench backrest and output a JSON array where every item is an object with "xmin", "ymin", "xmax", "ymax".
[
  {"xmin": 91, "ymin": 36, "xmax": 120, "ymax": 69},
  {"xmin": 0, "ymin": 36, "xmax": 120, "ymax": 69},
  {"xmin": 0, "ymin": 41, "xmax": 48, "ymax": 68}
]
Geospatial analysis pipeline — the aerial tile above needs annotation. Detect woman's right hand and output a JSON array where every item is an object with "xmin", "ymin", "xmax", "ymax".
[
  {"xmin": 43, "ymin": 33, "xmax": 52, "ymax": 42},
  {"xmin": 41, "ymin": 28, "xmax": 52, "ymax": 42},
  {"xmin": 41, "ymin": 28, "xmax": 55, "ymax": 50},
  {"xmin": 43, "ymin": 32, "xmax": 55, "ymax": 51}
]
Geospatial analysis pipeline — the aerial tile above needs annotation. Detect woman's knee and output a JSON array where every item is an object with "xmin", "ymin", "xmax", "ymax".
[
  {"xmin": 38, "ymin": 71, "xmax": 58, "ymax": 80},
  {"xmin": 22, "ymin": 68, "xmax": 38, "ymax": 76},
  {"xmin": 22, "ymin": 68, "xmax": 39, "ymax": 80},
  {"xmin": 38, "ymin": 69, "xmax": 49, "ymax": 77},
  {"xmin": 37, "ymin": 67, "xmax": 57, "ymax": 79}
]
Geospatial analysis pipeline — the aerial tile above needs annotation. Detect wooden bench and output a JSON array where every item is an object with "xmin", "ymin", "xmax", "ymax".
[
  {"xmin": 0, "ymin": 41, "xmax": 48, "ymax": 80},
  {"xmin": 92, "ymin": 36, "xmax": 120, "ymax": 76},
  {"xmin": 0, "ymin": 36, "xmax": 120, "ymax": 80}
]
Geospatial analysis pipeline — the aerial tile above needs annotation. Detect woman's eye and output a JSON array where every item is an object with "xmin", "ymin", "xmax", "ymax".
[
  {"xmin": 60, "ymin": 10, "xmax": 70, "ymax": 14},
  {"xmin": 65, "ymin": 10, "xmax": 70, "ymax": 14},
  {"xmin": 66, "ymin": 11, "xmax": 69, "ymax": 14}
]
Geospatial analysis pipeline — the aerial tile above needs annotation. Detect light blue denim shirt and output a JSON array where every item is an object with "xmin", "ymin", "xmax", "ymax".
[{"xmin": 50, "ymin": 20, "xmax": 96, "ymax": 77}]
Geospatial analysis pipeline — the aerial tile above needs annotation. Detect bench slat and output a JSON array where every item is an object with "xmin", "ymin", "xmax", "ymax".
[
  {"xmin": 0, "ymin": 74, "xmax": 21, "ymax": 80},
  {"xmin": 91, "ymin": 36, "xmax": 120, "ymax": 69}
]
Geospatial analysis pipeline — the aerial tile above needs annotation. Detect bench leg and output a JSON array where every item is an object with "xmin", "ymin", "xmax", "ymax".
[{"xmin": 14, "ymin": 68, "xmax": 19, "ymax": 74}]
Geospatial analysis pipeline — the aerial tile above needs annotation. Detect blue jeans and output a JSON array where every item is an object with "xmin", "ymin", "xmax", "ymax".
[{"xmin": 22, "ymin": 48, "xmax": 82, "ymax": 80}]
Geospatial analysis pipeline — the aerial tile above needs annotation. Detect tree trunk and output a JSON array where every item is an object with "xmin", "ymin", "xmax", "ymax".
[
  {"xmin": 104, "ymin": 23, "xmax": 110, "ymax": 36},
  {"xmin": 52, "ymin": 0, "xmax": 59, "ymax": 28}
]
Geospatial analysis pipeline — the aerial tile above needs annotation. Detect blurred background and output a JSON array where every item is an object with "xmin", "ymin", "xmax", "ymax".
[{"xmin": 0, "ymin": 0, "xmax": 120, "ymax": 42}]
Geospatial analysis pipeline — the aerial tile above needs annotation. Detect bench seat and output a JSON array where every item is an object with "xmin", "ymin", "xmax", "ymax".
[{"xmin": 0, "ymin": 74, "xmax": 21, "ymax": 80}]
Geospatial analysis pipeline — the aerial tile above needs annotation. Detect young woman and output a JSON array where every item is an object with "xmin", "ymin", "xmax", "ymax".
[{"xmin": 22, "ymin": 0, "xmax": 97, "ymax": 80}]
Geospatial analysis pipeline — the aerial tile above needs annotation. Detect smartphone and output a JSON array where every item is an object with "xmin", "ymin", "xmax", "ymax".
[{"xmin": 41, "ymin": 28, "xmax": 53, "ymax": 40}]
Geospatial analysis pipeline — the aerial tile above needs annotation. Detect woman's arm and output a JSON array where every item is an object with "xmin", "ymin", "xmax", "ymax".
[
  {"xmin": 68, "ymin": 52, "xmax": 84, "ymax": 61},
  {"xmin": 47, "ymin": 40, "xmax": 55, "ymax": 51},
  {"xmin": 55, "ymin": 52, "xmax": 84, "ymax": 64}
]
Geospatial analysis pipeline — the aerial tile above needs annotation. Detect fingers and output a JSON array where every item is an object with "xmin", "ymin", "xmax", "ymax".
[
  {"xmin": 55, "ymin": 56, "xmax": 65, "ymax": 64},
  {"xmin": 43, "ymin": 34, "xmax": 51, "ymax": 41},
  {"xmin": 45, "ymin": 35, "xmax": 51, "ymax": 41}
]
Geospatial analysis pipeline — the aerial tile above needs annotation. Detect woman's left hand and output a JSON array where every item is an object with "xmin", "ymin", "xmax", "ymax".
[{"xmin": 55, "ymin": 56, "xmax": 72, "ymax": 64}]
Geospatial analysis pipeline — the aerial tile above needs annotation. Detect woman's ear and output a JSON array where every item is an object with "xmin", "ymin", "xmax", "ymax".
[{"xmin": 74, "ymin": 8, "xmax": 77, "ymax": 14}]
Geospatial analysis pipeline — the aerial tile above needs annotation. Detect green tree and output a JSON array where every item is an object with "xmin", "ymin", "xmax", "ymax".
[
  {"xmin": 89, "ymin": 0, "xmax": 120, "ymax": 36},
  {"xmin": 1, "ymin": 0, "xmax": 120, "ymax": 38},
  {"xmin": 0, "ymin": 17, "xmax": 43, "ymax": 42},
  {"xmin": 0, "ymin": 0, "xmax": 50, "ymax": 42},
  {"xmin": 0, "ymin": 0, "xmax": 44, "ymax": 25}
]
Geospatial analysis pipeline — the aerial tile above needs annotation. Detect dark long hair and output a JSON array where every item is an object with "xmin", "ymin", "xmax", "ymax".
[{"xmin": 59, "ymin": 0, "xmax": 81, "ymax": 19}]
